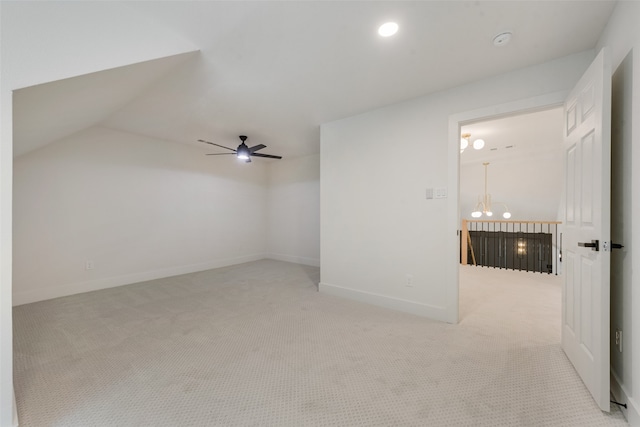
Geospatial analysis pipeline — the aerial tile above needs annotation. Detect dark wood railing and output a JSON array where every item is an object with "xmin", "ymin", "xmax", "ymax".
[{"xmin": 461, "ymin": 220, "xmax": 561, "ymax": 275}]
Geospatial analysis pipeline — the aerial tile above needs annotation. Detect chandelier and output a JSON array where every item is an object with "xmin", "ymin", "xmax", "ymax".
[
  {"xmin": 460, "ymin": 133, "xmax": 485, "ymax": 153},
  {"xmin": 471, "ymin": 162, "xmax": 511, "ymax": 219}
]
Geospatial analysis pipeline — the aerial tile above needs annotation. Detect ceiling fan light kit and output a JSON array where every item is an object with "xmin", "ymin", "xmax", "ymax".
[
  {"xmin": 199, "ymin": 135, "xmax": 282, "ymax": 163},
  {"xmin": 236, "ymin": 136, "xmax": 251, "ymax": 160}
]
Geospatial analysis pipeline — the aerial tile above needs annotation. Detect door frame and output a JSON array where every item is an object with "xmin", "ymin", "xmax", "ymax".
[{"xmin": 447, "ymin": 91, "xmax": 569, "ymax": 323}]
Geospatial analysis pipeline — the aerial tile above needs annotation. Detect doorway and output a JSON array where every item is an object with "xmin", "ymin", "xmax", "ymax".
[
  {"xmin": 448, "ymin": 49, "xmax": 613, "ymax": 413},
  {"xmin": 449, "ymin": 92, "xmax": 567, "ymax": 322},
  {"xmin": 458, "ymin": 107, "xmax": 564, "ymax": 322}
]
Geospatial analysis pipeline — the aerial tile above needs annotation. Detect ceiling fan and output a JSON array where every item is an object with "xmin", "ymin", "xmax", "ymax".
[{"xmin": 198, "ymin": 135, "xmax": 283, "ymax": 163}]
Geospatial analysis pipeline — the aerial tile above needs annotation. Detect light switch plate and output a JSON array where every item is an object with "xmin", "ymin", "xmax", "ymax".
[
  {"xmin": 426, "ymin": 188, "xmax": 434, "ymax": 199},
  {"xmin": 435, "ymin": 187, "xmax": 447, "ymax": 199}
]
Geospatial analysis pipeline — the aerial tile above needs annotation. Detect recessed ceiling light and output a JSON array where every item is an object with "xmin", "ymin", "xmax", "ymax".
[
  {"xmin": 493, "ymin": 32, "xmax": 512, "ymax": 47},
  {"xmin": 378, "ymin": 22, "xmax": 399, "ymax": 37}
]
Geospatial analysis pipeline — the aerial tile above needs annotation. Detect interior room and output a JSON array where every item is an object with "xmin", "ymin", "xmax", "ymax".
[
  {"xmin": 458, "ymin": 108, "xmax": 564, "ymax": 320},
  {"xmin": 460, "ymin": 108, "xmax": 564, "ymax": 272},
  {"xmin": 1, "ymin": 1, "xmax": 639, "ymax": 426},
  {"xmin": 460, "ymin": 108, "xmax": 564, "ymax": 226}
]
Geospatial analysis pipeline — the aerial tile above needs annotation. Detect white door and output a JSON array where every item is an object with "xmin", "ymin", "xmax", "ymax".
[{"xmin": 562, "ymin": 47, "xmax": 612, "ymax": 412}]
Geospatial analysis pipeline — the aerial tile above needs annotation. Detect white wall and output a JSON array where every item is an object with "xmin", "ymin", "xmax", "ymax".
[
  {"xmin": 320, "ymin": 51, "xmax": 594, "ymax": 323},
  {"xmin": 1, "ymin": 2, "xmax": 196, "ymax": 91},
  {"xmin": 597, "ymin": 1, "xmax": 640, "ymax": 424},
  {"xmin": 460, "ymin": 152, "xmax": 564, "ymax": 222},
  {"xmin": 266, "ymin": 155, "xmax": 320, "ymax": 267},
  {"xmin": 1, "ymin": 3, "xmax": 197, "ymax": 423},
  {"xmin": 0, "ymin": 5, "xmax": 12, "ymax": 423},
  {"xmin": 12, "ymin": 126, "xmax": 267, "ymax": 305}
]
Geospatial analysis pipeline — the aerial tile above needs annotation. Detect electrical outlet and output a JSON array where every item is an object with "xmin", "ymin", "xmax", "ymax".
[
  {"xmin": 405, "ymin": 274, "xmax": 414, "ymax": 287},
  {"xmin": 85, "ymin": 260, "xmax": 95, "ymax": 270}
]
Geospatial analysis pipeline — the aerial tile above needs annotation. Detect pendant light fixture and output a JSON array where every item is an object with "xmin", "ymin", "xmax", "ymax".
[
  {"xmin": 460, "ymin": 133, "xmax": 485, "ymax": 153},
  {"xmin": 471, "ymin": 162, "xmax": 511, "ymax": 219}
]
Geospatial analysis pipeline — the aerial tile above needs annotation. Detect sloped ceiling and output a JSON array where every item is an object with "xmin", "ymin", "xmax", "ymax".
[
  {"xmin": 13, "ymin": 53, "xmax": 196, "ymax": 157},
  {"xmin": 11, "ymin": 1, "xmax": 617, "ymax": 159}
]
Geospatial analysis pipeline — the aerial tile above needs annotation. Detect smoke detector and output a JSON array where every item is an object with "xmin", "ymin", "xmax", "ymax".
[{"xmin": 493, "ymin": 32, "xmax": 512, "ymax": 47}]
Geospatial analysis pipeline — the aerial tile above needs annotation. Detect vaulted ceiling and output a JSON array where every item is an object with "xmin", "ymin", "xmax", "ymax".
[{"xmin": 11, "ymin": 1, "xmax": 617, "ymax": 159}]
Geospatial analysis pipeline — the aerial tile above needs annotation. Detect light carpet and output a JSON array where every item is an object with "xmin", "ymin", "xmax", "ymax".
[{"xmin": 13, "ymin": 260, "xmax": 627, "ymax": 426}]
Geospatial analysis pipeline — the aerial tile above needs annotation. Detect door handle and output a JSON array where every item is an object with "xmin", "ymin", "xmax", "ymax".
[
  {"xmin": 578, "ymin": 240, "xmax": 599, "ymax": 251},
  {"xmin": 611, "ymin": 242, "xmax": 624, "ymax": 250}
]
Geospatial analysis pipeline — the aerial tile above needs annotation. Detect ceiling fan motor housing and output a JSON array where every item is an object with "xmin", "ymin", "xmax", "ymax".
[{"xmin": 198, "ymin": 135, "xmax": 282, "ymax": 161}]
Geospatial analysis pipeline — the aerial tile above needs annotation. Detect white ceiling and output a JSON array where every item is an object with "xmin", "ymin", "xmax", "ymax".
[
  {"xmin": 13, "ymin": 53, "xmax": 196, "ymax": 157},
  {"xmin": 460, "ymin": 107, "xmax": 564, "ymax": 166},
  {"xmin": 12, "ymin": 1, "xmax": 616, "ymax": 159}
]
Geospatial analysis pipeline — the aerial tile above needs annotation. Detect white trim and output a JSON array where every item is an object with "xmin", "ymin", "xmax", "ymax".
[
  {"xmin": 611, "ymin": 370, "xmax": 640, "ymax": 425},
  {"xmin": 446, "ymin": 98, "xmax": 460, "ymax": 324},
  {"xmin": 319, "ymin": 281, "xmax": 448, "ymax": 321},
  {"xmin": 12, "ymin": 253, "xmax": 266, "ymax": 306},
  {"xmin": 12, "ymin": 390, "xmax": 17, "ymax": 427},
  {"xmin": 449, "ymin": 91, "xmax": 569, "ymax": 127},
  {"xmin": 266, "ymin": 253, "xmax": 320, "ymax": 267},
  {"xmin": 448, "ymin": 90, "xmax": 569, "ymax": 324}
]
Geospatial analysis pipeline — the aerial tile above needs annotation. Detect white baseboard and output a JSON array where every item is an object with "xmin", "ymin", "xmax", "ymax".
[
  {"xmin": 12, "ymin": 253, "xmax": 265, "ymax": 306},
  {"xmin": 319, "ymin": 281, "xmax": 449, "ymax": 322},
  {"xmin": 266, "ymin": 253, "xmax": 320, "ymax": 267},
  {"xmin": 611, "ymin": 369, "xmax": 640, "ymax": 426}
]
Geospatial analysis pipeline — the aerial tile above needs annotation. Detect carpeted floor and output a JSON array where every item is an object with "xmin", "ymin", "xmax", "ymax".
[{"xmin": 13, "ymin": 260, "xmax": 627, "ymax": 426}]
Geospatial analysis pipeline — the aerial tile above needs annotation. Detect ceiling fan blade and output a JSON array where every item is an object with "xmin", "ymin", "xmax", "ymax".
[
  {"xmin": 248, "ymin": 144, "xmax": 266, "ymax": 153},
  {"xmin": 206, "ymin": 153, "xmax": 236, "ymax": 156},
  {"xmin": 251, "ymin": 153, "xmax": 283, "ymax": 159},
  {"xmin": 198, "ymin": 139, "xmax": 236, "ymax": 151}
]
